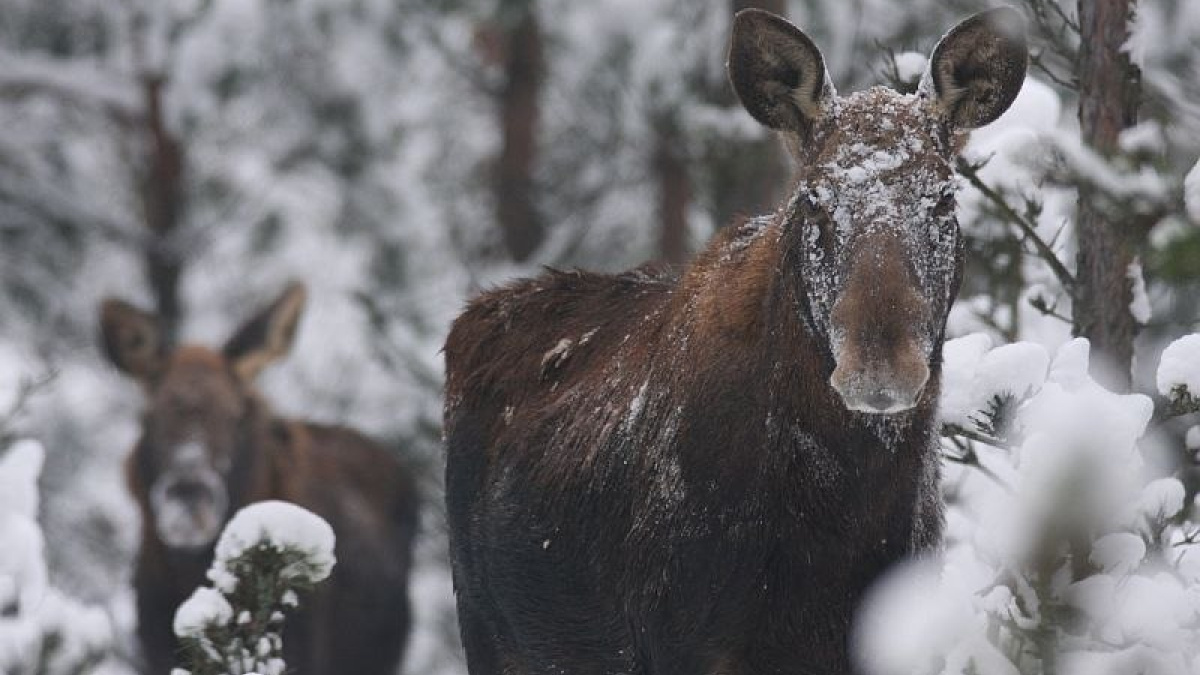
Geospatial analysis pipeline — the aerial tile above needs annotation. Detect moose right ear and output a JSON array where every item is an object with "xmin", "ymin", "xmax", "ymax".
[
  {"xmin": 99, "ymin": 299, "xmax": 164, "ymax": 383},
  {"xmin": 921, "ymin": 7, "xmax": 1028, "ymax": 129},
  {"xmin": 727, "ymin": 9, "xmax": 834, "ymax": 133}
]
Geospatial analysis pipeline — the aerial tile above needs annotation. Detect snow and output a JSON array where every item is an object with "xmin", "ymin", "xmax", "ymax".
[
  {"xmin": 1090, "ymin": 533, "xmax": 1146, "ymax": 575},
  {"xmin": 1133, "ymin": 477, "xmax": 1186, "ymax": 523},
  {"xmin": 1127, "ymin": 260, "xmax": 1151, "ymax": 324},
  {"xmin": 1118, "ymin": 121, "xmax": 1166, "ymax": 155},
  {"xmin": 1186, "ymin": 157, "xmax": 1200, "ymax": 223},
  {"xmin": 0, "ymin": 440, "xmax": 43, "ymax": 520},
  {"xmin": 209, "ymin": 501, "xmax": 336, "ymax": 593},
  {"xmin": 939, "ymin": 334, "xmax": 1049, "ymax": 430},
  {"xmin": 0, "ymin": 435, "xmax": 114, "ymax": 674},
  {"xmin": 864, "ymin": 338, "xmax": 1199, "ymax": 674},
  {"xmin": 892, "ymin": 51, "xmax": 927, "ymax": 83},
  {"xmin": 173, "ymin": 587, "xmax": 233, "ymax": 639},
  {"xmin": 1156, "ymin": 334, "xmax": 1200, "ymax": 398},
  {"xmin": 1187, "ymin": 426, "xmax": 1200, "ymax": 450}
]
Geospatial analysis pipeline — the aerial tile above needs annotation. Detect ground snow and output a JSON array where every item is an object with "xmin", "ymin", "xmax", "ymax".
[
  {"xmin": 209, "ymin": 501, "xmax": 336, "ymax": 593},
  {"xmin": 1156, "ymin": 334, "xmax": 1200, "ymax": 398}
]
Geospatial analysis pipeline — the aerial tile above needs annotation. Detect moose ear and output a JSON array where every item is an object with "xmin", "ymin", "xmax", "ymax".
[
  {"xmin": 223, "ymin": 281, "xmax": 307, "ymax": 382},
  {"xmin": 728, "ymin": 9, "xmax": 833, "ymax": 133},
  {"xmin": 922, "ymin": 7, "xmax": 1028, "ymax": 129},
  {"xmin": 100, "ymin": 299, "xmax": 164, "ymax": 384}
]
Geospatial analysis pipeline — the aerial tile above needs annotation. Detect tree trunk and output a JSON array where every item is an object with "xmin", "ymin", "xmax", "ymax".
[
  {"xmin": 140, "ymin": 75, "xmax": 185, "ymax": 345},
  {"xmin": 494, "ymin": 6, "xmax": 545, "ymax": 263},
  {"xmin": 654, "ymin": 120, "xmax": 691, "ymax": 265},
  {"xmin": 1073, "ymin": 0, "xmax": 1141, "ymax": 391},
  {"xmin": 706, "ymin": 0, "xmax": 788, "ymax": 232}
]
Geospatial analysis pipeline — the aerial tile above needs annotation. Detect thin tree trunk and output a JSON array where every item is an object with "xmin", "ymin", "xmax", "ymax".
[
  {"xmin": 708, "ymin": 0, "xmax": 788, "ymax": 229},
  {"xmin": 654, "ymin": 120, "xmax": 691, "ymax": 265},
  {"xmin": 1073, "ymin": 0, "xmax": 1141, "ymax": 391},
  {"xmin": 140, "ymin": 75, "xmax": 185, "ymax": 344},
  {"xmin": 494, "ymin": 7, "xmax": 544, "ymax": 263}
]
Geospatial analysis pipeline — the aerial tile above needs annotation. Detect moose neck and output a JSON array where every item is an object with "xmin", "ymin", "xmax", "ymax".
[{"xmin": 670, "ymin": 209, "xmax": 942, "ymax": 461}]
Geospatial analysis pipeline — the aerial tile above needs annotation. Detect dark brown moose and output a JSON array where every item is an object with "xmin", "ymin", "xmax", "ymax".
[
  {"xmin": 444, "ymin": 8, "xmax": 1025, "ymax": 675},
  {"xmin": 101, "ymin": 282, "xmax": 417, "ymax": 675}
]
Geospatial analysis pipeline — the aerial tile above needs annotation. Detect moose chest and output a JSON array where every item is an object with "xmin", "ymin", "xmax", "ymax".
[{"xmin": 471, "ymin": 399, "xmax": 926, "ymax": 667}]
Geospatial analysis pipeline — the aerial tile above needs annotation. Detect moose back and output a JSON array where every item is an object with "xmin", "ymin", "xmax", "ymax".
[
  {"xmin": 444, "ymin": 9, "xmax": 1026, "ymax": 675},
  {"xmin": 101, "ymin": 282, "xmax": 417, "ymax": 675}
]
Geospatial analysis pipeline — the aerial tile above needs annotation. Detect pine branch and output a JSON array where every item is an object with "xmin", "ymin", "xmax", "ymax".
[{"xmin": 957, "ymin": 156, "xmax": 1077, "ymax": 296}]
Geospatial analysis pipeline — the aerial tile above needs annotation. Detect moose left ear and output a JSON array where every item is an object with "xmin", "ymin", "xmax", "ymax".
[
  {"xmin": 921, "ymin": 7, "xmax": 1028, "ymax": 129},
  {"xmin": 223, "ymin": 281, "xmax": 307, "ymax": 382}
]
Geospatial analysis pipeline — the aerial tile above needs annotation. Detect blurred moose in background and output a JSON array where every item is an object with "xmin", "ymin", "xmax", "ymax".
[
  {"xmin": 444, "ymin": 8, "xmax": 1025, "ymax": 675},
  {"xmin": 100, "ymin": 281, "xmax": 418, "ymax": 675}
]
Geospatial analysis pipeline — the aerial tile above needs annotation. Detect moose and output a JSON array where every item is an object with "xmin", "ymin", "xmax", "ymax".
[
  {"xmin": 100, "ymin": 282, "xmax": 418, "ymax": 675},
  {"xmin": 444, "ymin": 8, "xmax": 1025, "ymax": 675}
]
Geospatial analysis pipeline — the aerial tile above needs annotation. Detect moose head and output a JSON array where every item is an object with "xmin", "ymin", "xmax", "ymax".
[
  {"xmin": 729, "ymin": 8, "xmax": 1026, "ymax": 414},
  {"xmin": 100, "ymin": 283, "xmax": 307, "ymax": 549}
]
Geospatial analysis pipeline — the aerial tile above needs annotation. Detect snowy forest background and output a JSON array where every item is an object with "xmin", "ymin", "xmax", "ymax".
[{"xmin": 2, "ymin": 0, "xmax": 1200, "ymax": 673}]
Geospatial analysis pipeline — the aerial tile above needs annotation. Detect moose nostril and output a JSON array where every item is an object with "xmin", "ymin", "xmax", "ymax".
[
  {"xmin": 865, "ymin": 391, "xmax": 895, "ymax": 412},
  {"xmin": 166, "ymin": 480, "xmax": 209, "ymax": 504}
]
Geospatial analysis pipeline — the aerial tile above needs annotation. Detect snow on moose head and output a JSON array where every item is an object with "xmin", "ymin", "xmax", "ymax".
[
  {"xmin": 100, "ymin": 283, "xmax": 307, "ymax": 549},
  {"xmin": 729, "ymin": 8, "xmax": 1026, "ymax": 415}
]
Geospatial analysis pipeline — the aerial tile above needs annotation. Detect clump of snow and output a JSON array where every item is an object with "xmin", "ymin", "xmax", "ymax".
[
  {"xmin": 1118, "ymin": 121, "xmax": 1166, "ymax": 155},
  {"xmin": 892, "ymin": 52, "xmax": 927, "ymax": 84},
  {"xmin": 1131, "ymin": 477, "xmax": 1185, "ymax": 525},
  {"xmin": 0, "ymin": 440, "xmax": 43, "ymax": 521},
  {"xmin": 1090, "ymin": 533, "xmax": 1145, "ymax": 575},
  {"xmin": 939, "ymin": 334, "xmax": 1049, "ymax": 430},
  {"xmin": 1126, "ymin": 259, "xmax": 1151, "ymax": 324},
  {"xmin": 1185, "ymin": 158, "xmax": 1200, "ymax": 223},
  {"xmin": 0, "ymin": 436, "xmax": 113, "ymax": 674},
  {"xmin": 174, "ymin": 587, "xmax": 233, "ymax": 639},
  {"xmin": 1187, "ymin": 426, "xmax": 1200, "ymax": 450},
  {"xmin": 209, "ymin": 501, "xmax": 336, "ymax": 593},
  {"xmin": 1156, "ymin": 334, "xmax": 1200, "ymax": 398}
]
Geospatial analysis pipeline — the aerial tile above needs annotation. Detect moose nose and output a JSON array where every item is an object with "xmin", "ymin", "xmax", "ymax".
[{"xmin": 829, "ymin": 361, "xmax": 928, "ymax": 416}]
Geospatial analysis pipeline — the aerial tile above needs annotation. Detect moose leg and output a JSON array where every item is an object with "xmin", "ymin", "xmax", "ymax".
[{"xmin": 134, "ymin": 588, "xmax": 184, "ymax": 675}]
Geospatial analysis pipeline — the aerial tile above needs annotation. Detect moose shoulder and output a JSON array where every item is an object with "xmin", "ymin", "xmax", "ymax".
[
  {"xmin": 101, "ymin": 282, "xmax": 418, "ymax": 675},
  {"xmin": 444, "ymin": 8, "xmax": 1026, "ymax": 675}
]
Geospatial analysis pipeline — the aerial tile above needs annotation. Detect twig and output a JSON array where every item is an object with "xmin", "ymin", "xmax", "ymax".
[
  {"xmin": 957, "ymin": 156, "xmax": 1077, "ymax": 295},
  {"xmin": 0, "ymin": 369, "xmax": 57, "ymax": 448}
]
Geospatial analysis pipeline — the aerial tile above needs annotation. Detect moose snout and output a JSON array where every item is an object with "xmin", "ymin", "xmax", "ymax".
[{"xmin": 829, "ymin": 343, "xmax": 930, "ymax": 415}]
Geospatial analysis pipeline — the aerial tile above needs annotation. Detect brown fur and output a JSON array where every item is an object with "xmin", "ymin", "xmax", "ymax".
[{"xmin": 102, "ymin": 289, "xmax": 417, "ymax": 675}]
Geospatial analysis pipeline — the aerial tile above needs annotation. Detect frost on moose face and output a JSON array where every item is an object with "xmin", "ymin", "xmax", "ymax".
[{"xmin": 797, "ymin": 89, "xmax": 961, "ymax": 416}]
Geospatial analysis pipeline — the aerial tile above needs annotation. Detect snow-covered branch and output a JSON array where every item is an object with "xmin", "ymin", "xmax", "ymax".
[
  {"xmin": 0, "ymin": 50, "xmax": 141, "ymax": 122},
  {"xmin": 173, "ymin": 501, "xmax": 335, "ymax": 675}
]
